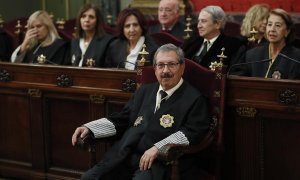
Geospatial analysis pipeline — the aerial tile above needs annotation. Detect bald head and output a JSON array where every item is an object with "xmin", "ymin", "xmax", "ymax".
[{"xmin": 158, "ymin": 0, "xmax": 180, "ymax": 29}]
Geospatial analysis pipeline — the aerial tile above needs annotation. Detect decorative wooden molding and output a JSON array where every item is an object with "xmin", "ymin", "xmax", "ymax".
[
  {"xmin": 122, "ymin": 79, "xmax": 136, "ymax": 92},
  {"xmin": 90, "ymin": 95, "xmax": 105, "ymax": 104},
  {"xmin": 279, "ymin": 89, "xmax": 298, "ymax": 105},
  {"xmin": 236, "ymin": 107, "xmax": 257, "ymax": 118},
  {"xmin": 28, "ymin": 89, "xmax": 42, "ymax": 98},
  {"xmin": 0, "ymin": 69, "xmax": 12, "ymax": 82},
  {"xmin": 57, "ymin": 74, "xmax": 73, "ymax": 87}
]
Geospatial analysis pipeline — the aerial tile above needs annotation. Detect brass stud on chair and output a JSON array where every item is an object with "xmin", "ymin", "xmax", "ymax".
[
  {"xmin": 209, "ymin": 47, "xmax": 226, "ymax": 71},
  {"xmin": 137, "ymin": 44, "xmax": 149, "ymax": 67},
  {"xmin": 183, "ymin": 16, "xmax": 193, "ymax": 40}
]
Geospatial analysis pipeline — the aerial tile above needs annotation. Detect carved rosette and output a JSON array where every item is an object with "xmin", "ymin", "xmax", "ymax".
[
  {"xmin": 279, "ymin": 89, "xmax": 297, "ymax": 105},
  {"xmin": 236, "ymin": 107, "xmax": 257, "ymax": 118},
  {"xmin": 122, "ymin": 79, "xmax": 136, "ymax": 92},
  {"xmin": 0, "ymin": 69, "xmax": 12, "ymax": 82},
  {"xmin": 57, "ymin": 74, "xmax": 73, "ymax": 87}
]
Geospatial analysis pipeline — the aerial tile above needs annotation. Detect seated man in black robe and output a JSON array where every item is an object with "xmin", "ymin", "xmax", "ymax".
[{"xmin": 71, "ymin": 43, "xmax": 210, "ymax": 180}]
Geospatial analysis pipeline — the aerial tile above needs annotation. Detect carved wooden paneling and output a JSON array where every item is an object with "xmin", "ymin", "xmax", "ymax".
[
  {"xmin": 226, "ymin": 76, "xmax": 300, "ymax": 180},
  {"xmin": 0, "ymin": 62, "xmax": 136, "ymax": 179}
]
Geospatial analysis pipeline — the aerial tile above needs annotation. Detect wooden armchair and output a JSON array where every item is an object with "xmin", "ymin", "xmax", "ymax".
[{"xmin": 76, "ymin": 59, "xmax": 226, "ymax": 179}]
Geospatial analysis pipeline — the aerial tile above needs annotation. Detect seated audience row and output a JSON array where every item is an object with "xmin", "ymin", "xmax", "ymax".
[{"xmin": 1, "ymin": 1, "xmax": 300, "ymax": 80}]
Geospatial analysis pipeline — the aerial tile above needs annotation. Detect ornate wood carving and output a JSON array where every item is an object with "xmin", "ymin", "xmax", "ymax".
[
  {"xmin": 122, "ymin": 78, "xmax": 136, "ymax": 92},
  {"xmin": 0, "ymin": 69, "xmax": 12, "ymax": 82},
  {"xmin": 90, "ymin": 95, "xmax": 105, "ymax": 104},
  {"xmin": 28, "ymin": 89, "xmax": 42, "ymax": 98},
  {"xmin": 57, "ymin": 74, "xmax": 73, "ymax": 87},
  {"xmin": 236, "ymin": 107, "xmax": 257, "ymax": 118},
  {"xmin": 279, "ymin": 89, "xmax": 298, "ymax": 105}
]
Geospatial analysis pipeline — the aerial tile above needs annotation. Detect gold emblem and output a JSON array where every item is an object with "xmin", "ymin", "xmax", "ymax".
[
  {"xmin": 37, "ymin": 54, "xmax": 47, "ymax": 64},
  {"xmin": 134, "ymin": 116, "xmax": 143, "ymax": 127},
  {"xmin": 272, "ymin": 71, "xmax": 281, "ymax": 79},
  {"xmin": 160, "ymin": 114, "xmax": 174, "ymax": 128},
  {"xmin": 86, "ymin": 58, "xmax": 95, "ymax": 67}
]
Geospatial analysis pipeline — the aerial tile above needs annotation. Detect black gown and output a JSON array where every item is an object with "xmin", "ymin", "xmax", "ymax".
[
  {"xmin": 69, "ymin": 34, "xmax": 114, "ymax": 67},
  {"xmin": 182, "ymin": 33, "xmax": 245, "ymax": 70},
  {"xmin": 240, "ymin": 43, "xmax": 300, "ymax": 79},
  {"xmin": 82, "ymin": 81, "xmax": 210, "ymax": 180},
  {"xmin": 104, "ymin": 36, "xmax": 158, "ymax": 69},
  {"xmin": 14, "ymin": 38, "xmax": 69, "ymax": 65}
]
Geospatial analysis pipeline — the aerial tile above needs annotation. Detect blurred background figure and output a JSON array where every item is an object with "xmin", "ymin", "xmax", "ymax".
[
  {"xmin": 68, "ymin": 4, "xmax": 114, "ymax": 67},
  {"xmin": 236, "ymin": 8, "xmax": 300, "ymax": 79},
  {"xmin": 148, "ymin": 0, "xmax": 185, "ymax": 40},
  {"xmin": 104, "ymin": 8, "xmax": 158, "ymax": 70},
  {"xmin": 239, "ymin": 4, "xmax": 270, "ymax": 49},
  {"xmin": 10, "ymin": 10, "xmax": 68, "ymax": 65}
]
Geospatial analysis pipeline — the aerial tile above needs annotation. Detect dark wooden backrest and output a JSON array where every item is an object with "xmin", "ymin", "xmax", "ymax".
[{"xmin": 150, "ymin": 32, "xmax": 183, "ymax": 47}]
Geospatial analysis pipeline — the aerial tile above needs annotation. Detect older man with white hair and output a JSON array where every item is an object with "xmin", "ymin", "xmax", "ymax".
[{"xmin": 182, "ymin": 5, "xmax": 244, "ymax": 70}]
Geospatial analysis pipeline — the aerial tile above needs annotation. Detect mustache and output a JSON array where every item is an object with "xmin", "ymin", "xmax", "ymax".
[{"xmin": 161, "ymin": 73, "xmax": 173, "ymax": 78}]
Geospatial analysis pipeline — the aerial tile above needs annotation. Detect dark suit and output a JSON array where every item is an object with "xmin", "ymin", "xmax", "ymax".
[
  {"xmin": 0, "ymin": 31, "xmax": 13, "ymax": 61},
  {"xmin": 148, "ymin": 21, "xmax": 186, "ymax": 41},
  {"xmin": 241, "ymin": 43, "xmax": 300, "ymax": 79},
  {"xmin": 82, "ymin": 81, "xmax": 210, "ymax": 180},
  {"xmin": 104, "ymin": 36, "xmax": 158, "ymax": 68},
  {"xmin": 69, "ymin": 34, "xmax": 114, "ymax": 67},
  {"xmin": 182, "ymin": 33, "xmax": 244, "ymax": 70},
  {"xmin": 16, "ymin": 38, "xmax": 68, "ymax": 65}
]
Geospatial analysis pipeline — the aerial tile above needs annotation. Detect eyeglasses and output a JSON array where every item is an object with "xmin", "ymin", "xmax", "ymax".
[{"xmin": 155, "ymin": 62, "xmax": 180, "ymax": 70}]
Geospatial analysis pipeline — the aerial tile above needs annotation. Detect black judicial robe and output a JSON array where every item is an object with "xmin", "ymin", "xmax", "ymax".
[
  {"xmin": 89, "ymin": 81, "xmax": 210, "ymax": 180},
  {"xmin": 104, "ymin": 36, "xmax": 158, "ymax": 68},
  {"xmin": 242, "ymin": 44, "xmax": 300, "ymax": 79},
  {"xmin": 148, "ymin": 21, "xmax": 186, "ymax": 41},
  {"xmin": 182, "ymin": 33, "xmax": 244, "ymax": 70},
  {"xmin": 69, "ymin": 34, "xmax": 114, "ymax": 67},
  {"xmin": 19, "ymin": 38, "xmax": 68, "ymax": 65}
]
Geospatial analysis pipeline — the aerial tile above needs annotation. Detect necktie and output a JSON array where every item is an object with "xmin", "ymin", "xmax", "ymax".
[
  {"xmin": 194, "ymin": 41, "xmax": 208, "ymax": 63},
  {"xmin": 156, "ymin": 90, "xmax": 168, "ymax": 111},
  {"xmin": 160, "ymin": 90, "xmax": 168, "ymax": 102}
]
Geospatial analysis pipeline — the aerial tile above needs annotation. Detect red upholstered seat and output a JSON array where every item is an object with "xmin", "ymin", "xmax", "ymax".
[
  {"xmin": 223, "ymin": 22, "xmax": 241, "ymax": 37},
  {"xmin": 150, "ymin": 32, "xmax": 183, "ymax": 47}
]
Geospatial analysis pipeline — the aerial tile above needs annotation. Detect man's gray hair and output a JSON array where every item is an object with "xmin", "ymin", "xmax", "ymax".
[
  {"xmin": 202, "ymin": 5, "xmax": 226, "ymax": 29},
  {"xmin": 154, "ymin": 43, "xmax": 185, "ymax": 64}
]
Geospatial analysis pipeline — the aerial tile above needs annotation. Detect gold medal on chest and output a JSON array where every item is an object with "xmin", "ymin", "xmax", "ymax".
[
  {"xmin": 86, "ymin": 58, "xmax": 95, "ymax": 67},
  {"xmin": 134, "ymin": 116, "xmax": 143, "ymax": 127},
  {"xmin": 37, "ymin": 54, "xmax": 47, "ymax": 64},
  {"xmin": 160, "ymin": 114, "xmax": 174, "ymax": 128}
]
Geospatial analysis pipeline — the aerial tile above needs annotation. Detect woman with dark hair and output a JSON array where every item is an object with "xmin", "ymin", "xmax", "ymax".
[
  {"xmin": 11, "ymin": 10, "xmax": 68, "ymax": 65},
  {"xmin": 105, "ymin": 8, "xmax": 158, "ymax": 69},
  {"xmin": 68, "ymin": 3, "xmax": 114, "ymax": 67},
  {"xmin": 236, "ymin": 8, "xmax": 300, "ymax": 79}
]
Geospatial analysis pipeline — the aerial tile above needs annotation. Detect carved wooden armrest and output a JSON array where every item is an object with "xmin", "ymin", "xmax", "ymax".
[{"xmin": 157, "ymin": 131, "xmax": 215, "ymax": 163}]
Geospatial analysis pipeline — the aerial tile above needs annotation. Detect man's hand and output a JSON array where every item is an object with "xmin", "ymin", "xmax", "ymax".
[
  {"xmin": 71, "ymin": 126, "xmax": 90, "ymax": 146},
  {"xmin": 139, "ymin": 146, "xmax": 159, "ymax": 171}
]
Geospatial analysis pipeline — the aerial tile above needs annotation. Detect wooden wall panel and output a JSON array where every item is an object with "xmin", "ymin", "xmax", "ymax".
[{"xmin": 0, "ymin": 62, "xmax": 136, "ymax": 179}]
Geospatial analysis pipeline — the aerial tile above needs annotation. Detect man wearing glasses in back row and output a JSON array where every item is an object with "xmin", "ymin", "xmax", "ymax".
[{"xmin": 72, "ymin": 43, "xmax": 210, "ymax": 180}]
